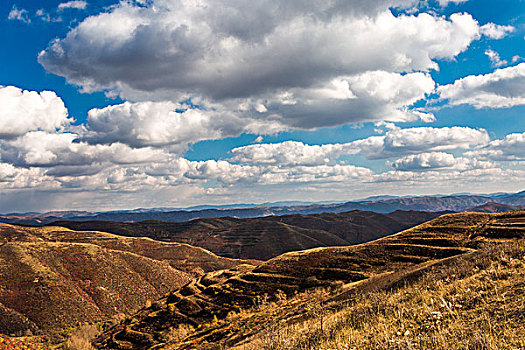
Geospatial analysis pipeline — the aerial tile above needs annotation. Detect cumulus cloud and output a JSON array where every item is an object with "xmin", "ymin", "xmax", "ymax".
[
  {"xmin": 231, "ymin": 126, "xmax": 489, "ymax": 165},
  {"xmin": 0, "ymin": 163, "xmax": 56, "ymax": 190},
  {"xmin": 148, "ymin": 158, "xmax": 373, "ymax": 186},
  {"xmin": 465, "ymin": 132, "xmax": 525, "ymax": 161},
  {"xmin": 240, "ymin": 71, "xmax": 436, "ymax": 128},
  {"xmin": 438, "ymin": 63, "xmax": 525, "ymax": 108},
  {"xmin": 372, "ymin": 168, "xmax": 525, "ymax": 186},
  {"xmin": 0, "ymin": 131, "xmax": 169, "ymax": 169},
  {"xmin": 0, "ymin": 86, "xmax": 70, "ymax": 138},
  {"xmin": 231, "ymin": 141, "xmax": 345, "ymax": 166},
  {"xmin": 389, "ymin": 152, "xmax": 493, "ymax": 171},
  {"xmin": 37, "ymin": 1, "xmax": 488, "ymax": 127},
  {"xmin": 354, "ymin": 126, "xmax": 490, "ymax": 159},
  {"xmin": 82, "ymin": 101, "xmax": 285, "ymax": 149}
]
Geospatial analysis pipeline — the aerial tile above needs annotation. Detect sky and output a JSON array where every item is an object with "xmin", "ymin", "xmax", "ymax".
[{"xmin": 0, "ymin": 0, "xmax": 524, "ymax": 212}]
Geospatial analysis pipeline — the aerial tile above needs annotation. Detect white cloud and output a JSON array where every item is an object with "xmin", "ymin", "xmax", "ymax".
[
  {"xmin": 390, "ymin": 152, "xmax": 493, "ymax": 171},
  {"xmin": 485, "ymin": 49, "xmax": 507, "ymax": 67},
  {"xmin": 231, "ymin": 126, "xmax": 489, "ymax": 165},
  {"xmin": 465, "ymin": 132, "xmax": 525, "ymax": 161},
  {"xmin": 38, "ymin": 2, "xmax": 484, "ymax": 127},
  {"xmin": 8, "ymin": 6, "xmax": 30, "ymax": 23},
  {"xmin": 0, "ymin": 86, "xmax": 70, "ymax": 138},
  {"xmin": 82, "ymin": 101, "xmax": 285, "ymax": 150},
  {"xmin": 0, "ymin": 163, "xmax": 57, "ymax": 190},
  {"xmin": 240, "ymin": 71, "xmax": 436, "ymax": 128},
  {"xmin": 348, "ymin": 126, "xmax": 489, "ymax": 159},
  {"xmin": 0, "ymin": 131, "xmax": 170, "ymax": 170},
  {"xmin": 58, "ymin": 1, "xmax": 87, "ymax": 10},
  {"xmin": 438, "ymin": 63, "xmax": 525, "ymax": 108},
  {"xmin": 372, "ymin": 168, "xmax": 525, "ymax": 187},
  {"xmin": 231, "ymin": 141, "xmax": 345, "ymax": 166},
  {"xmin": 480, "ymin": 23, "xmax": 515, "ymax": 40}
]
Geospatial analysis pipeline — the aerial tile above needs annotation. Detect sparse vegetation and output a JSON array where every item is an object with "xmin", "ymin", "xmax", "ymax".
[{"xmin": 238, "ymin": 241, "xmax": 525, "ymax": 349}]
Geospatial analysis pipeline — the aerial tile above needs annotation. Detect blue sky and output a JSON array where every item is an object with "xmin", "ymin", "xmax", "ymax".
[{"xmin": 0, "ymin": 0, "xmax": 524, "ymax": 212}]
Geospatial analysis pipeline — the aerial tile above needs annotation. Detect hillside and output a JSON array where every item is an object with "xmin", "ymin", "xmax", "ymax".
[
  {"xmin": 50, "ymin": 210, "xmax": 444, "ymax": 260},
  {"xmin": 0, "ymin": 224, "xmax": 252, "ymax": 341},
  {"xmin": 94, "ymin": 211, "xmax": 525, "ymax": 349}
]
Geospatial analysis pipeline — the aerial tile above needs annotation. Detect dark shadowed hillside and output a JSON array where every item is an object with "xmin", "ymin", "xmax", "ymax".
[
  {"xmin": 94, "ymin": 211, "xmax": 525, "ymax": 350},
  {"xmin": 51, "ymin": 210, "xmax": 445, "ymax": 260},
  {"xmin": 0, "ymin": 224, "xmax": 253, "ymax": 340}
]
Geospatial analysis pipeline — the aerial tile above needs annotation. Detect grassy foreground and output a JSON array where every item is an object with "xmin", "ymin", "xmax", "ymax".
[{"xmin": 237, "ymin": 241, "xmax": 525, "ymax": 350}]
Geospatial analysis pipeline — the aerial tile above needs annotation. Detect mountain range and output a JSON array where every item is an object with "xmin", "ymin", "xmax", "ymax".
[{"xmin": 1, "ymin": 191, "xmax": 524, "ymax": 226}]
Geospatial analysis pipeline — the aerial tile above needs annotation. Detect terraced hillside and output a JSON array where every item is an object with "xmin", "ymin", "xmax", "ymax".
[
  {"xmin": 0, "ymin": 224, "xmax": 252, "ymax": 341},
  {"xmin": 94, "ymin": 211, "xmax": 525, "ymax": 350},
  {"xmin": 52, "ymin": 210, "xmax": 444, "ymax": 260}
]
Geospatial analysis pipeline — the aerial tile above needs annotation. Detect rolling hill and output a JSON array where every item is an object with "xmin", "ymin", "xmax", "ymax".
[
  {"xmin": 50, "ymin": 210, "xmax": 446, "ymax": 260},
  {"xmin": 0, "ymin": 224, "xmax": 252, "ymax": 341},
  {"xmin": 94, "ymin": 210, "xmax": 525, "ymax": 350}
]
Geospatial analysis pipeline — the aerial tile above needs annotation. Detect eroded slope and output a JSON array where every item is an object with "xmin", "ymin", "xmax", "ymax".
[{"xmin": 0, "ymin": 224, "xmax": 253, "ymax": 340}]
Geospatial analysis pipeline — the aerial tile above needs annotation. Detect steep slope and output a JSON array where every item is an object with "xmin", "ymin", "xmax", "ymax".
[
  {"xmin": 94, "ymin": 211, "xmax": 525, "ymax": 349},
  {"xmin": 0, "ymin": 224, "xmax": 253, "ymax": 340},
  {"xmin": 51, "ymin": 210, "xmax": 445, "ymax": 260}
]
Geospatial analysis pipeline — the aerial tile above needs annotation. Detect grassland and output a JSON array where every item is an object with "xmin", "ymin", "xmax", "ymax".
[{"xmin": 236, "ymin": 241, "xmax": 525, "ymax": 349}]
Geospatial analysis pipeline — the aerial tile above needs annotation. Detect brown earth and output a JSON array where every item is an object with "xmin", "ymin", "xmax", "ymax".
[
  {"xmin": 0, "ymin": 224, "xmax": 253, "ymax": 340},
  {"xmin": 93, "ymin": 211, "xmax": 525, "ymax": 350},
  {"xmin": 51, "ymin": 210, "xmax": 445, "ymax": 260}
]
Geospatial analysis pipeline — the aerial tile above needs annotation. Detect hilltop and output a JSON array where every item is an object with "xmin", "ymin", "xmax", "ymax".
[
  {"xmin": 50, "ymin": 210, "xmax": 444, "ymax": 260},
  {"xmin": 0, "ymin": 224, "xmax": 252, "ymax": 341},
  {"xmin": 94, "ymin": 210, "xmax": 525, "ymax": 349}
]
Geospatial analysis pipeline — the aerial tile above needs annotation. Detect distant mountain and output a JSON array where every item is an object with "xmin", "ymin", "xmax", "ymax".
[
  {"xmin": 51, "ymin": 210, "xmax": 446, "ymax": 260},
  {"xmin": 465, "ymin": 202, "xmax": 524, "ymax": 213},
  {"xmin": 0, "ymin": 223, "xmax": 253, "ymax": 339},
  {"xmin": 2, "ymin": 191, "xmax": 524, "ymax": 226}
]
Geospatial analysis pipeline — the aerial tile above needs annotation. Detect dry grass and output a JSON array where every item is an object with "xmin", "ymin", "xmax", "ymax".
[
  {"xmin": 237, "ymin": 242, "xmax": 525, "ymax": 350},
  {"xmin": 62, "ymin": 325, "xmax": 98, "ymax": 350}
]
